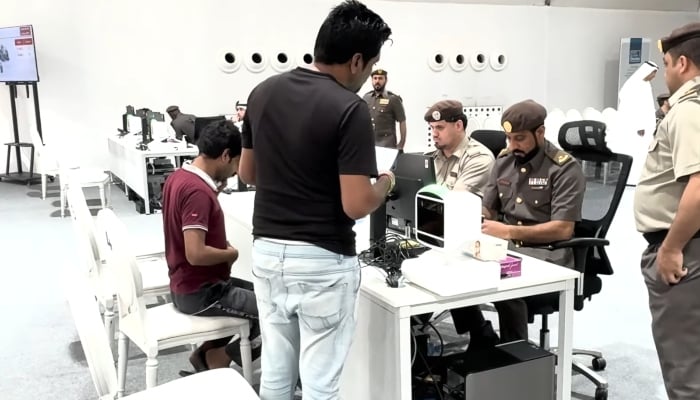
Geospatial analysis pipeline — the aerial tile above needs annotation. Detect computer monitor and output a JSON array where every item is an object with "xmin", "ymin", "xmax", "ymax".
[
  {"xmin": 385, "ymin": 152, "xmax": 436, "ymax": 235},
  {"xmin": 194, "ymin": 116, "xmax": 227, "ymax": 144},
  {"xmin": 120, "ymin": 105, "xmax": 136, "ymax": 135}
]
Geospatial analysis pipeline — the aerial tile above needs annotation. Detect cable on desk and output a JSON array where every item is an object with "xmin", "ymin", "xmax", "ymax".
[{"xmin": 357, "ymin": 232, "xmax": 427, "ymax": 274}]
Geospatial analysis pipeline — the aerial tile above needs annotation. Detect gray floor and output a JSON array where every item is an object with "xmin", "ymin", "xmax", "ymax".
[{"xmin": 0, "ymin": 177, "xmax": 668, "ymax": 399}]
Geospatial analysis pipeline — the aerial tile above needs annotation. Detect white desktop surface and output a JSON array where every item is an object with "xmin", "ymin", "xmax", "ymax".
[
  {"xmin": 107, "ymin": 134, "xmax": 198, "ymax": 214},
  {"xmin": 219, "ymin": 192, "xmax": 578, "ymax": 400}
]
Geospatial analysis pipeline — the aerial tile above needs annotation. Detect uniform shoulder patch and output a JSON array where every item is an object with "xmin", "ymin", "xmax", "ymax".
[
  {"xmin": 388, "ymin": 91, "xmax": 403, "ymax": 102},
  {"xmin": 547, "ymin": 150, "xmax": 572, "ymax": 166},
  {"xmin": 678, "ymin": 83, "xmax": 700, "ymax": 103},
  {"xmin": 497, "ymin": 148, "xmax": 511, "ymax": 158}
]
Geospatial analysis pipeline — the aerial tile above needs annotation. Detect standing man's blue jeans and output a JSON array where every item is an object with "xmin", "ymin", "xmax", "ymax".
[{"xmin": 251, "ymin": 238, "xmax": 361, "ymax": 400}]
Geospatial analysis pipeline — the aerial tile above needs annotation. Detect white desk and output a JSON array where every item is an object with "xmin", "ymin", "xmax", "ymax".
[
  {"xmin": 107, "ymin": 135, "xmax": 198, "ymax": 214},
  {"xmin": 219, "ymin": 192, "xmax": 578, "ymax": 400}
]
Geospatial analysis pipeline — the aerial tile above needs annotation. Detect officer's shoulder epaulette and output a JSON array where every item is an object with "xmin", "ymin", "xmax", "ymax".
[
  {"xmin": 497, "ymin": 148, "xmax": 511, "ymax": 158},
  {"xmin": 678, "ymin": 83, "xmax": 700, "ymax": 104},
  {"xmin": 546, "ymin": 149, "xmax": 573, "ymax": 166}
]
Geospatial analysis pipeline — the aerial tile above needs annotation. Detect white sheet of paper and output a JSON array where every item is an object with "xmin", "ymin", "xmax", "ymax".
[{"xmin": 375, "ymin": 146, "xmax": 399, "ymax": 172}]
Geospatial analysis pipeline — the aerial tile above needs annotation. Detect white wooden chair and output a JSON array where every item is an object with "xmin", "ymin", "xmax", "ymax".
[
  {"xmin": 28, "ymin": 127, "xmax": 59, "ymax": 200},
  {"xmin": 66, "ymin": 272, "xmax": 259, "ymax": 400},
  {"xmin": 57, "ymin": 144, "xmax": 111, "ymax": 218},
  {"xmin": 66, "ymin": 185, "xmax": 170, "ymax": 350},
  {"xmin": 97, "ymin": 208, "xmax": 253, "ymax": 395}
]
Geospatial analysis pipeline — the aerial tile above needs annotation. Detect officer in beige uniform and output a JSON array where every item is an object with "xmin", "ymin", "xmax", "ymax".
[
  {"xmin": 424, "ymin": 100, "xmax": 495, "ymax": 194},
  {"xmin": 634, "ymin": 22, "xmax": 700, "ymax": 400},
  {"xmin": 362, "ymin": 69, "xmax": 407, "ymax": 149},
  {"xmin": 481, "ymin": 99, "xmax": 586, "ymax": 342},
  {"xmin": 423, "ymin": 100, "xmax": 499, "ymax": 348}
]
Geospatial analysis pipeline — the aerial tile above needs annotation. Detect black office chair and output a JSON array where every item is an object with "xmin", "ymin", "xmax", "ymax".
[
  {"xmin": 470, "ymin": 129, "xmax": 507, "ymax": 158},
  {"xmin": 524, "ymin": 120, "xmax": 632, "ymax": 400}
]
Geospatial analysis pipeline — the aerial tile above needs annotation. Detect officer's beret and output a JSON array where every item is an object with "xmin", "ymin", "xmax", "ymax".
[
  {"xmin": 424, "ymin": 100, "xmax": 464, "ymax": 123},
  {"xmin": 236, "ymin": 100, "xmax": 247, "ymax": 108},
  {"xmin": 371, "ymin": 69, "xmax": 387, "ymax": 76},
  {"xmin": 659, "ymin": 22, "xmax": 700, "ymax": 53},
  {"xmin": 501, "ymin": 100, "xmax": 547, "ymax": 133},
  {"xmin": 166, "ymin": 105, "xmax": 179, "ymax": 114}
]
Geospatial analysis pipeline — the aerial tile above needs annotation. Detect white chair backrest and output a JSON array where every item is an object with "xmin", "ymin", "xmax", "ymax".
[
  {"xmin": 465, "ymin": 118, "xmax": 481, "ymax": 135},
  {"xmin": 582, "ymin": 107, "xmax": 603, "ymax": 121},
  {"xmin": 482, "ymin": 116, "xmax": 502, "ymax": 131},
  {"xmin": 66, "ymin": 273, "xmax": 119, "ymax": 399},
  {"xmin": 601, "ymin": 107, "xmax": 619, "ymax": 135},
  {"xmin": 29, "ymin": 126, "xmax": 60, "ymax": 172},
  {"xmin": 97, "ymin": 209, "xmax": 150, "ymax": 349},
  {"xmin": 565, "ymin": 109, "xmax": 583, "ymax": 122},
  {"xmin": 545, "ymin": 109, "xmax": 566, "ymax": 145},
  {"xmin": 67, "ymin": 186, "xmax": 116, "ymax": 307}
]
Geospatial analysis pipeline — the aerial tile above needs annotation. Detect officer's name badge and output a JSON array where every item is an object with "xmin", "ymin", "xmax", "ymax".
[
  {"xmin": 529, "ymin": 177, "xmax": 548, "ymax": 186},
  {"xmin": 379, "ymin": 99, "xmax": 390, "ymax": 105}
]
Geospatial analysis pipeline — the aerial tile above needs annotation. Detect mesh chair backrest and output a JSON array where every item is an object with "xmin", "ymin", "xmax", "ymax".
[
  {"xmin": 470, "ymin": 130, "xmax": 507, "ymax": 158},
  {"xmin": 558, "ymin": 120, "xmax": 632, "ymax": 275}
]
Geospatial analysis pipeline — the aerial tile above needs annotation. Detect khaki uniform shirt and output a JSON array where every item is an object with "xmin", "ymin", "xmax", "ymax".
[
  {"xmin": 171, "ymin": 113, "xmax": 195, "ymax": 141},
  {"xmin": 427, "ymin": 134, "xmax": 494, "ymax": 196},
  {"xmin": 482, "ymin": 140, "xmax": 585, "ymax": 266},
  {"xmin": 362, "ymin": 90, "xmax": 406, "ymax": 148},
  {"xmin": 634, "ymin": 76, "xmax": 700, "ymax": 233}
]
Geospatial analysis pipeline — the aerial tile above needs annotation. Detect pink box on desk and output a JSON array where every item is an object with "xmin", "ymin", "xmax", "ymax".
[{"xmin": 500, "ymin": 255, "xmax": 522, "ymax": 278}]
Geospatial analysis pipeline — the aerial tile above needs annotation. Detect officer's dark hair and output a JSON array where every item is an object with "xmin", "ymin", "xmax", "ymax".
[
  {"xmin": 668, "ymin": 38, "xmax": 700, "ymax": 69},
  {"xmin": 313, "ymin": 0, "xmax": 392, "ymax": 66},
  {"xmin": 196, "ymin": 119, "xmax": 242, "ymax": 160}
]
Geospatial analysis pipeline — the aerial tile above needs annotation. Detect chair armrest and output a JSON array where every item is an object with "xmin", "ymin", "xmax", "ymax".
[{"xmin": 548, "ymin": 237, "xmax": 609, "ymax": 250}]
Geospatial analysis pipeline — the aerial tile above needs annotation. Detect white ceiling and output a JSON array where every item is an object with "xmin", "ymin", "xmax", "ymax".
[{"xmin": 390, "ymin": 0, "xmax": 700, "ymax": 12}]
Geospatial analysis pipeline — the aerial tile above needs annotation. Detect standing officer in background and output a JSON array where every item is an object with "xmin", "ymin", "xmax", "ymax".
[
  {"xmin": 166, "ymin": 105, "xmax": 196, "ymax": 142},
  {"xmin": 656, "ymin": 93, "xmax": 671, "ymax": 121},
  {"xmin": 234, "ymin": 100, "xmax": 247, "ymax": 130},
  {"xmin": 423, "ymin": 99, "xmax": 499, "ymax": 349},
  {"xmin": 634, "ymin": 22, "xmax": 700, "ymax": 400},
  {"xmin": 363, "ymin": 69, "xmax": 407, "ymax": 149},
  {"xmin": 481, "ymin": 99, "xmax": 586, "ymax": 342}
]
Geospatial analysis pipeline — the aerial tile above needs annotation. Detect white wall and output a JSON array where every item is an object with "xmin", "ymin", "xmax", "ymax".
[{"xmin": 0, "ymin": 0, "xmax": 697, "ymax": 171}]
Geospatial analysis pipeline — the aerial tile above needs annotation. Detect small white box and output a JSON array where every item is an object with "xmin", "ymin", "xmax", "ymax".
[{"xmin": 463, "ymin": 234, "xmax": 508, "ymax": 261}]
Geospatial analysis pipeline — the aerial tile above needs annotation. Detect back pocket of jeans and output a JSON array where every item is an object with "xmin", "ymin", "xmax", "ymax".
[{"xmin": 298, "ymin": 283, "xmax": 348, "ymax": 331}]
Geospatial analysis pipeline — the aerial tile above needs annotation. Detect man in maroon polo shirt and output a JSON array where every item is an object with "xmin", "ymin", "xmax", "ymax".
[{"xmin": 162, "ymin": 119, "xmax": 259, "ymax": 373}]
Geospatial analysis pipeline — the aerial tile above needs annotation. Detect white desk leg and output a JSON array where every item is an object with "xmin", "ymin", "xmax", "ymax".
[
  {"xmin": 397, "ymin": 315, "xmax": 412, "ymax": 400},
  {"xmin": 142, "ymin": 157, "xmax": 151, "ymax": 214},
  {"xmin": 556, "ymin": 279, "xmax": 575, "ymax": 400}
]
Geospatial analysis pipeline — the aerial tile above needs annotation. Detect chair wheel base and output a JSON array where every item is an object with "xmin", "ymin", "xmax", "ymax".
[
  {"xmin": 592, "ymin": 357, "xmax": 606, "ymax": 371},
  {"xmin": 595, "ymin": 387, "xmax": 608, "ymax": 400}
]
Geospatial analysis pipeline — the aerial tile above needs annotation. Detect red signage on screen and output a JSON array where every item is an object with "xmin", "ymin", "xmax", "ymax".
[
  {"xmin": 19, "ymin": 26, "xmax": 31, "ymax": 36},
  {"xmin": 15, "ymin": 38, "xmax": 33, "ymax": 46}
]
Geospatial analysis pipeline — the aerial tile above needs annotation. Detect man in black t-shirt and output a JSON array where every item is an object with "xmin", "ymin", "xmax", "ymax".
[{"xmin": 239, "ymin": 1, "xmax": 395, "ymax": 398}]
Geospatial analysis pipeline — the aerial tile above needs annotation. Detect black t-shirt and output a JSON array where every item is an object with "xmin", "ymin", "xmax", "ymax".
[{"xmin": 242, "ymin": 68, "xmax": 378, "ymax": 256}]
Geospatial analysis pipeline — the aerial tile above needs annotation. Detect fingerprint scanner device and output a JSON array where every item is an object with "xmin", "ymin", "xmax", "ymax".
[
  {"xmin": 446, "ymin": 340, "xmax": 556, "ymax": 400},
  {"xmin": 414, "ymin": 184, "xmax": 481, "ymax": 252},
  {"xmin": 400, "ymin": 184, "xmax": 500, "ymax": 296}
]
